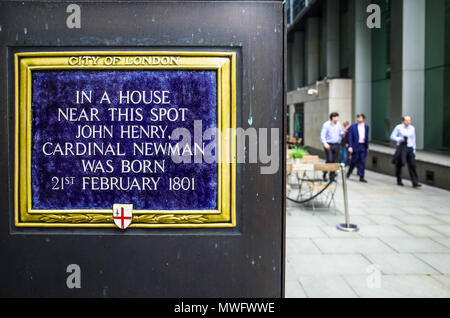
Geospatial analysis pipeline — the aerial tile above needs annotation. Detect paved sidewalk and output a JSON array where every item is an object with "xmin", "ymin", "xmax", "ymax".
[{"xmin": 286, "ymin": 168, "xmax": 450, "ymax": 298}]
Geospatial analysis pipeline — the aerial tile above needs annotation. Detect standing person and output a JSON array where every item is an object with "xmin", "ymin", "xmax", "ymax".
[
  {"xmin": 340, "ymin": 121, "xmax": 350, "ymax": 166},
  {"xmin": 346, "ymin": 114, "xmax": 370, "ymax": 183},
  {"xmin": 320, "ymin": 112, "xmax": 343, "ymax": 181},
  {"xmin": 390, "ymin": 115, "xmax": 421, "ymax": 187}
]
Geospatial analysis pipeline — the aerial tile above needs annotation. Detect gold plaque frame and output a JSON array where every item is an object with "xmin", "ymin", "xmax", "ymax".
[{"xmin": 14, "ymin": 51, "xmax": 236, "ymax": 228}]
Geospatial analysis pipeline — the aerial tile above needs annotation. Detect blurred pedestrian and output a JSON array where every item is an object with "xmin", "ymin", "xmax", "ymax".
[
  {"xmin": 346, "ymin": 114, "xmax": 370, "ymax": 183},
  {"xmin": 320, "ymin": 112, "xmax": 343, "ymax": 181},
  {"xmin": 340, "ymin": 121, "xmax": 350, "ymax": 166},
  {"xmin": 390, "ymin": 115, "xmax": 421, "ymax": 188}
]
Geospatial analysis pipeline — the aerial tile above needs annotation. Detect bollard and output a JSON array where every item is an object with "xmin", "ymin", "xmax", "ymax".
[{"xmin": 336, "ymin": 163, "xmax": 359, "ymax": 232}]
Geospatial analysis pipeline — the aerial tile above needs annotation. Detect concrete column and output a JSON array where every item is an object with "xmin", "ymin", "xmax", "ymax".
[
  {"xmin": 289, "ymin": 104, "xmax": 295, "ymax": 137},
  {"xmin": 326, "ymin": 0, "xmax": 340, "ymax": 78},
  {"xmin": 306, "ymin": 17, "xmax": 320, "ymax": 85},
  {"xmin": 354, "ymin": 0, "xmax": 372, "ymax": 133},
  {"xmin": 402, "ymin": 0, "xmax": 425, "ymax": 149},
  {"xmin": 292, "ymin": 31, "xmax": 305, "ymax": 89}
]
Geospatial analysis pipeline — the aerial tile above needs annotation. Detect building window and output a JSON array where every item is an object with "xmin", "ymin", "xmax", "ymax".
[
  {"xmin": 294, "ymin": 104, "xmax": 304, "ymax": 141},
  {"xmin": 371, "ymin": 0, "xmax": 391, "ymax": 143},
  {"xmin": 293, "ymin": 0, "xmax": 307, "ymax": 19},
  {"xmin": 424, "ymin": 0, "xmax": 450, "ymax": 152},
  {"xmin": 287, "ymin": 104, "xmax": 304, "ymax": 142},
  {"xmin": 287, "ymin": 0, "xmax": 292, "ymax": 25},
  {"xmin": 340, "ymin": 0, "xmax": 350, "ymax": 77}
]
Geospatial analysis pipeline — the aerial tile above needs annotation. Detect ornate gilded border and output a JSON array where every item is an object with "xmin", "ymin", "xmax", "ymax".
[{"xmin": 14, "ymin": 51, "xmax": 236, "ymax": 228}]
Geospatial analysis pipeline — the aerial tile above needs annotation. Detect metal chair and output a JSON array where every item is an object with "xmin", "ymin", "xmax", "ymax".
[
  {"xmin": 309, "ymin": 163, "xmax": 340, "ymax": 213},
  {"xmin": 286, "ymin": 161, "xmax": 340, "ymax": 215}
]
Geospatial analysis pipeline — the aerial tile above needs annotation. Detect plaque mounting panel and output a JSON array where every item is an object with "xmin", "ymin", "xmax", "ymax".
[{"xmin": 14, "ymin": 51, "xmax": 236, "ymax": 228}]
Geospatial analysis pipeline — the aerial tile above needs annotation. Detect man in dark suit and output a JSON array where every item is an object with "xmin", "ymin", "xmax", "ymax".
[{"xmin": 346, "ymin": 114, "xmax": 370, "ymax": 183}]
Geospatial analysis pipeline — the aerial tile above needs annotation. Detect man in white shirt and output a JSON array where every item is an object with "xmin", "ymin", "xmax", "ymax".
[
  {"xmin": 320, "ymin": 112, "xmax": 344, "ymax": 181},
  {"xmin": 390, "ymin": 115, "xmax": 421, "ymax": 187}
]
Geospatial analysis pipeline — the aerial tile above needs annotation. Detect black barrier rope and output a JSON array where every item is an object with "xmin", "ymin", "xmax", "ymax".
[{"xmin": 286, "ymin": 179, "xmax": 336, "ymax": 204}]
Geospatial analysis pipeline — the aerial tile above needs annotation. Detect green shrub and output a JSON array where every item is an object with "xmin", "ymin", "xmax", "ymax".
[{"xmin": 290, "ymin": 146, "xmax": 308, "ymax": 159}]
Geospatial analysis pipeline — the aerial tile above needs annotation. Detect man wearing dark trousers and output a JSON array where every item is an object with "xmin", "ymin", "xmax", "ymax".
[
  {"xmin": 346, "ymin": 114, "xmax": 370, "ymax": 183},
  {"xmin": 390, "ymin": 115, "xmax": 421, "ymax": 188},
  {"xmin": 341, "ymin": 121, "xmax": 350, "ymax": 166},
  {"xmin": 320, "ymin": 112, "xmax": 343, "ymax": 181}
]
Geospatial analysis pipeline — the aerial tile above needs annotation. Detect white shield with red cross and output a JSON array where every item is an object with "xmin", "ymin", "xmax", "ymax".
[{"xmin": 113, "ymin": 204, "xmax": 133, "ymax": 229}]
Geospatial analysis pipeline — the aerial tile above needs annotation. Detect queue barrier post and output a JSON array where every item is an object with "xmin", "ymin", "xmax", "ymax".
[{"xmin": 336, "ymin": 163, "xmax": 359, "ymax": 232}]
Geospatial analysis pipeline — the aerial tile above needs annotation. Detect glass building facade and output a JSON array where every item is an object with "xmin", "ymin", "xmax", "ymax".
[
  {"xmin": 287, "ymin": 0, "xmax": 450, "ymax": 153},
  {"xmin": 371, "ymin": 0, "xmax": 391, "ymax": 143},
  {"xmin": 425, "ymin": 0, "xmax": 450, "ymax": 152}
]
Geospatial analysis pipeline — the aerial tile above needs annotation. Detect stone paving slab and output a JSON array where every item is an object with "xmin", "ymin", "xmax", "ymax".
[
  {"xmin": 368, "ymin": 215, "xmax": 405, "ymax": 225},
  {"xmin": 397, "ymin": 225, "xmax": 445, "ymax": 238},
  {"xmin": 285, "ymin": 280, "xmax": 307, "ymax": 298},
  {"xmin": 434, "ymin": 216, "xmax": 450, "ymax": 224},
  {"xmin": 394, "ymin": 215, "xmax": 445, "ymax": 225},
  {"xmin": 429, "ymin": 225, "xmax": 450, "ymax": 236},
  {"xmin": 286, "ymin": 225, "xmax": 327, "ymax": 238},
  {"xmin": 286, "ymin": 238, "xmax": 322, "ymax": 254},
  {"xmin": 358, "ymin": 225, "xmax": 412, "ymax": 238},
  {"xmin": 432, "ymin": 238, "xmax": 450, "ymax": 249},
  {"xmin": 415, "ymin": 254, "xmax": 450, "ymax": 274},
  {"xmin": 364, "ymin": 253, "xmax": 439, "ymax": 275},
  {"xmin": 285, "ymin": 260, "xmax": 299, "ymax": 282},
  {"xmin": 289, "ymin": 254, "xmax": 370, "ymax": 276},
  {"xmin": 298, "ymin": 275, "xmax": 358, "ymax": 298},
  {"xmin": 286, "ymin": 168, "xmax": 450, "ymax": 298},
  {"xmin": 380, "ymin": 238, "xmax": 450, "ymax": 253},
  {"xmin": 427, "ymin": 206, "xmax": 450, "ymax": 216},
  {"xmin": 360, "ymin": 207, "xmax": 408, "ymax": 216},
  {"xmin": 312, "ymin": 238, "xmax": 396, "ymax": 254},
  {"xmin": 398, "ymin": 207, "xmax": 435, "ymax": 216},
  {"xmin": 319, "ymin": 226, "xmax": 362, "ymax": 238},
  {"xmin": 285, "ymin": 215, "xmax": 328, "ymax": 226},
  {"xmin": 431, "ymin": 275, "xmax": 450, "ymax": 289},
  {"xmin": 343, "ymin": 275, "xmax": 450, "ymax": 298},
  {"xmin": 318, "ymin": 215, "xmax": 375, "ymax": 226}
]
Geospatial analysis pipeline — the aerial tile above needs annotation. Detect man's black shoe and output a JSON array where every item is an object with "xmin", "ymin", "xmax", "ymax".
[
  {"xmin": 323, "ymin": 176, "xmax": 328, "ymax": 182},
  {"xmin": 413, "ymin": 183, "xmax": 422, "ymax": 188},
  {"xmin": 346, "ymin": 172, "xmax": 351, "ymax": 179},
  {"xmin": 397, "ymin": 181, "xmax": 404, "ymax": 186},
  {"xmin": 360, "ymin": 178, "xmax": 368, "ymax": 183}
]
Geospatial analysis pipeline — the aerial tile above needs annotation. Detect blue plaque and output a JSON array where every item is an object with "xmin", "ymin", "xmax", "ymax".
[
  {"xmin": 15, "ymin": 52, "xmax": 236, "ymax": 228},
  {"xmin": 32, "ymin": 70, "xmax": 218, "ymax": 210}
]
